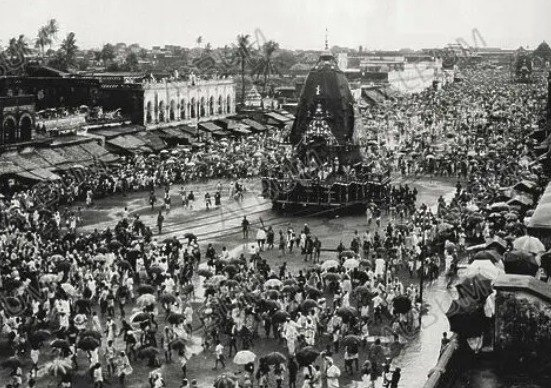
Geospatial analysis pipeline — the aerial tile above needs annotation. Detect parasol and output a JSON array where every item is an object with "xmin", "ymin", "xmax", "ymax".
[
  {"xmin": 321, "ymin": 260, "xmax": 339, "ymax": 270},
  {"xmin": 265, "ymin": 279, "xmax": 283, "ymax": 288},
  {"xmin": 343, "ymin": 258, "xmax": 360, "ymax": 269},
  {"xmin": 446, "ymin": 297, "xmax": 487, "ymax": 338},
  {"xmin": 512, "ymin": 235, "xmax": 545, "ymax": 254},
  {"xmin": 455, "ymin": 274, "xmax": 493, "ymax": 302},
  {"xmin": 393, "ymin": 295, "xmax": 412, "ymax": 314},
  {"xmin": 301, "ymin": 299, "xmax": 319, "ymax": 311},
  {"xmin": 295, "ymin": 347, "xmax": 319, "ymax": 366},
  {"xmin": 503, "ymin": 250, "xmax": 539, "ymax": 276},
  {"xmin": 233, "ymin": 350, "xmax": 256, "ymax": 365},
  {"xmin": 271, "ymin": 310, "xmax": 290, "ymax": 323},
  {"xmin": 137, "ymin": 293, "xmax": 157, "ymax": 307},
  {"xmin": 77, "ymin": 337, "xmax": 100, "ymax": 351},
  {"xmin": 261, "ymin": 351, "xmax": 286, "ymax": 365}
]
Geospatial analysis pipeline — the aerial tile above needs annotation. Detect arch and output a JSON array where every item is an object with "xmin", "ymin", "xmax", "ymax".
[
  {"xmin": 190, "ymin": 97, "xmax": 196, "ymax": 118},
  {"xmin": 218, "ymin": 95, "xmax": 223, "ymax": 114},
  {"xmin": 180, "ymin": 99, "xmax": 186, "ymax": 120},
  {"xmin": 200, "ymin": 97, "xmax": 206, "ymax": 118},
  {"xmin": 209, "ymin": 96, "xmax": 215, "ymax": 116},
  {"xmin": 2, "ymin": 116, "xmax": 17, "ymax": 144},
  {"xmin": 226, "ymin": 95, "xmax": 232, "ymax": 114},
  {"xmin": 19, "ymin": 114, "xmax": 33, "ymax": 142},
  {"xmin": 169, "ymin": 99, "xmax": 176, "ymax": 121},
  {"xmin": 158, "ymin": 100, "xmax": 165, "ymax": 122},
  {"xmin": 146, "ymin": 101, "xmax": 153, "ymax": 123}
]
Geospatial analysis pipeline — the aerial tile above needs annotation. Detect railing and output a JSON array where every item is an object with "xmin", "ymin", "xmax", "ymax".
[{"xmin": 423, "ymin": 336, "xmax": 461, "ymax": 388}]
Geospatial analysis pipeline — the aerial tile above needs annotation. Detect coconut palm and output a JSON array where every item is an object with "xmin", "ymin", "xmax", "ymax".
[
  {"xmin": 235, "ymin": 34, "xmax": 252, "ymax": 105},
  {"xmin": 252, "ymin": 40, "xmax": 280, "ymax": 94},
  {"xmin": 35, "ymin": 26, "xmax": 51, "ymax": 59},
  {"xmin": 59, "ymin": 32, "xmax": 78, "ymax": 69},
  {"xmin": 45, "ymin": 19, "xmax": 59, "ymax": 50}
]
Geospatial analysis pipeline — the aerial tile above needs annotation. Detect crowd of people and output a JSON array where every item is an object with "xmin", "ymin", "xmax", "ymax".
[{"xmin": 0, "ymin": 64, "xmax": 548, "ymax": 388}]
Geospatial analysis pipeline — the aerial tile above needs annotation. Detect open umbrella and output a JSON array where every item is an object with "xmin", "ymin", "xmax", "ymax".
[
  {"xmin": 197, "ymin": 269, "xmax": 213, "ymax": 278},
  {"xmin": 393, "ymin": 295, "xmax": 412, "ymax": 314},
  {"xmin": 295, "ymin": 347, "xmax": 319, "ymax": 366},
  {"xmin": 170, "ymin": 338, "xmax": 187, "ymax": 351},
  {"xmin": 465, "ymin": 261, "xmax": 504, "ymax": 280},
  {"xmin": 137, "ymin": 293, "xmax": 157, "ymax": 307},
  {"xmin": 167, "ymin": 313, "xmax": 185, "ymax": 325},
  {"xmin": 50, "ymin": 339, "xmax": 70, "ymax": 351},
  {"xmin": 341, "ymin": 335, "xmax": 362, "ymax": 348},
  {"xmin": 353, "ymin": 285, "xmax": 372, "ymax": 298},
  {"xmin": 159, "ymin": 293, "xmax": 177, "ymax": 305},
  {"xmin": 301, "ymin": 299, "xmax": 319, "ymax": 311},
  {"xmin": 503, "ymin": 250, "xmax": 539, "ymax": 276},
  {"xmin": 272, "ymin": 310, "xmax": 290, "ymax": 323},
  {"xmin": 304, "ymin": 286, "xmax": 322, "ymax": 299},
  {"xmin": 30, "ymin": 329, "xmax": 51, "ymax": 343},
  {"xmin": 282, "ymin": 285, "xmax": 298, "ymax": 293},
  {"xmin": 2, "ymin": 357, "xmax": 22, "ymax": 369},
  {"xmin": 214, "ymin": 374, "xmax": 236, "ymax": 388},
  {"xmin": 446, "ymin": 297, "xmax": 487, "ymax": 338},
  {"xmin": 206, "ymin": 275, "xmax": 227, "ymax": 286},
  {"xmin": 321, "ymin": 260, "xmax": 339, "ymax": 270},
  {"xmin": 283, "ymin": 279, "xmax": 297, "ymax": 286},
  {"xmin": 56, "ymin": 261, "xmax": 72, "ymax": 273},
  {"xmin": 80, "ymin": 330, "xmax": 102, "ymax": 340},
  {"xmin": 77, "ymin": 337, "xmax": 100, "ymax": 351},
  {"xmin": 60, "ymin": 283, "xmax": 77, "ymax": 297},
  {"xmin": 343, "ymin": 258, "xmax": 360, "ymax": 269},
  {"xmin": 455, "ymin": 274, "xmax": 493, "ymax": 302},
  {"xmin": 469, "ymin": 250, "xmax": 501, "ymax": 264},
  {"xmin": 40, "ymin": 274, "xmax": 58, "ymax": 283},
  {"xmin": 262, "ymin": 351, "xmax": 286, "ymax": 365},
  {"xmin": 336, "ymin": 306, "xmax": 358, "ymax": 320},
  {"xmin": 512, "ymin": 235, "xmax": 545, "ymax": 254},
  {"xmin": 137, "ymin": 346, "xmax": 160, "ymax": 359},
  {"xmin": 323, "ymin": 273, "xmax": 341, "ymax": 282},
  {"xmin": 130, "ymin": 312, "xmax": 151, "ymax": 324},
  {"xmin": 45, "ymin": 358, "xmax": 73, "ymax": 376},
  {"xmin": 265, "ymin": 279, "xmax": 283, "ymax": 288},
  {"xmin": 233, "ymin": 350, "xmax": 256, "ymax": 365}
]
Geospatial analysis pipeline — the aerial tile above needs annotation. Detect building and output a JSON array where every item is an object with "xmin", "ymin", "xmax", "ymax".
[
  {"xmin": 142, "ymin": 75, "xmax": 235, "ymax": 129},
  {"xmin": 0, "ymin": 95, "xmax": 35, "ymax": 147}
]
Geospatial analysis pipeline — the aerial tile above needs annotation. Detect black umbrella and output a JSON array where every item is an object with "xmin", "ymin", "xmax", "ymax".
[
  {"xmin": 167, "ymin": 313, "xmax": 185, "ymax": 325},
  {"xmin": 159, "ymin": 293, "xmax": 177, "ymax": 305},
  {"xmin": 470, "ymin": 250, "xmax": 501, "ymax": 264},
  {"xmin": 261, "ymin": 351, "xmax": 286, "ymax": 365},
  {"xmin": 2, "ymin": 357, "xmax": 22, "ymax": 369},
  {"xmin": 304, "ymin": 286, "xmax": 322, "ymax": 299},
  {"xmin": 503, "ymin": 250, "xmax": 539, "ymax": 276},
  {"xmin": 336, "ymin": 306, "xmax": 358, "ymax": 321},
  {"xmin": 80, "ymin": 330, "xmax": 102, "ymax": 341},
  {"xmin": 50, "ymin": 339, "xmax": 70, "ymax": 350},
  {"xmin": 540, "ymin": 250, "xmax": 551, "ymax": 276},
  {"xmin": 56, "ymin": 261, "xmax": 72, "ymax": 272},
  {"xmin": 446, "ymin": 297, "xmax": 487, "ymax": 337},
  {"xmin": 137, "ymin": 346, "xmax": 160, "ymax": 359},
  {"xmin": 301, "ymin": 299, "xmax": 319, "ymax": 312},
  {"xmin": 393, "ymin": 295, "xmax": 412, "ymax": 314},
  {"xmin": 271, "ymin": 310, "xmax": 290, "ymax": 323},
  {"xmin": 295, "ymin": 347, "xmax": 319, "ymax": 366},
  {"xmin": 455, "ymin": 274, "xmax": 493, "ymax": 302},
  {"xmin": 78, "ymin": 337, "xmax": 100, "ymax": 351},
  {"xmin": 137, "ymin": 284, "xmax": 156, "ymax": 295},
  {"xmin": 341, "ymin": 335, "xmax": 361, "ymax": 349}
]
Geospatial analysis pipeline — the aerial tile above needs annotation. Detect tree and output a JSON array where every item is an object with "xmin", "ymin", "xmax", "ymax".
[
  {"xmin": 7, "ymin": 35, "xmax": 32, "ymax": 57},
  {"xmin": 35, "ymin": 26, "xmax": 51, "ymax": 59},
  {"xmin": 196, "ymin": 36, "xmax": 203, "ymax": 48},
  {"xmin": 252, "ymin": 40, "xmax": 280, "ymax": 94},
  {"xmin": 533, "ymin": 41, "xmax": 551, "ymax": 63},
  {"xmin": 59, "ymin": 32, "xmax": 78, "ymax": 69},
  {"xmin": 125, "ymin": 52, "xmax": 139, "ymax": 71},
  {"xmin": 99, "ymin": 43, "xmax": 115, "ymax": 69},
  {"xmin": 235, "ymin": 34, "xmax": 252, "ymax": 105}
]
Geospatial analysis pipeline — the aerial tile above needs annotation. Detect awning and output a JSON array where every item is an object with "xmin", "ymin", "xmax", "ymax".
[
  {"xmin": 78, "ymin": 142, "xmax": 119, "ymax": 163},
  {"xmin": 159, "ymin": 127, "xmax": 190, "ymax": 140},
  {"xmin": 134, "ymin": 132, "xmax": 166, "ymax": 152},
  {"xmin": 90, "ymin": 125, "xmax": 144, "ymax": 139},
  {"xmin": 264, "ymin": 112, "xmax": 293, "ymax": 124},
  {"xmin": 0, "ymin": 157, "xmax": 24, "ymax": 175},
  {"xmin": 5, "ymin": 153, "xmax": 42, "ymax": 171},
  {"xmin": 106, "ymin": 135, "xmax": 149, "ymax": 152},
  {"xmin": 18, "ymin": 151, "xmax": 53, "ymax": 168},
  {"xmin": 240, "ymin": 118, "xmax": 267, "ymax": 132},
  {"xmin": 199, "ymin": 122, "xmax": 222, "ymax": 133},
  {"xmin": 62, "ymin": 145, "xmax": 94, "ymax": 165},
  {"xmin": 15, "ymin": 171, "xmax": 43, "ymax": 181},
  {"xmin": 29, "ymin": 168, "xmax": 61, "ymax": 180},
  {"xmin": 35, "ymin": 148, "xmax": 69, "ymax": 166}
]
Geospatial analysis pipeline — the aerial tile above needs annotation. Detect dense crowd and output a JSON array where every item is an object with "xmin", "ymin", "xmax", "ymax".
[{"xmin": 0, "ymin": 66, "xmax": 549, "ymax": 388}]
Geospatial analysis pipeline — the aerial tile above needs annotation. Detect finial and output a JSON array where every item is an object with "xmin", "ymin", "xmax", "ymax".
[{"xmin": 325, "ymin": 27, "xmax": 329, "ymax": 50}]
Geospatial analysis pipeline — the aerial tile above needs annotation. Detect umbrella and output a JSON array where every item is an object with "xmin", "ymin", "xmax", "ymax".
[
  {"xmin": 197, "ymin": 269, "xmax": 213, "ymax": 278},
  {"xmin": 336, "ymin": 306, "xmax": 358, "ymax": 320},
  {"xmin": 214, "ymin": 374, "xmax": 236, "ymax": 388},
  {"xmin": 283, "ymin": 279, "xmax": 297, "ymax": 285},
  {"xmin": 541, "ymin": 250, "xmax": 551, "ymax": 276},
  {"xmin": 340, "ymin": 251, "xmax": 356, "ymax": 259},
  {"xmin": 77, "ymin": 337, "xmax": 100, "ymax": 351},
  {"xmin": 503, "ymin": 250, "xmax": 539, "ymax": 276},
  {"xmin": 233, "ymin": 350, "xmax": 256, "ymax": 365},
  {"xmin": 301, "ymin": 299, "xmax": 319, "ymax": 311},
  {"xmin": 343, "ymin": 258, "xmax": 360, "ymax": 269},
  {"xmin": 137, "ymin": 346, "xmax": 160, "ymax": 359},
  {"xmin": 137, "ymin": 293, "xmax": 157, "ymax": 307},
  {"xmin": 446, "ymin": 297, "xmax": 487, "ymax": 337},
  {"xmin": 206, "ymin": 275, "xmax": 227, "ymax": 286},
  {"xmin": 488, "ymin": 202, "xmax": 510, "ymax": 212},
  {"xmin": 225, "ymin": 279, "xmax": 239, "ymax": 288},
  {"xmin": 265, "ymin": 279, "xmax": 283, "ymax": 288},
  {"xmin": 323, "ymin": 273, "xmax": 340, "ymax": 282},
  {"xmin": 75, "ymin": 299, "xmax": 92, "ymax": 311},
  {"xmin": 465, "ymin": 204, "xmax": 479, "ymax": 212},
  {"xmin": 130, "ymin": 312, "xmax": 151, "ymax": 324},
  {"xmin": 149, "ymin": 265, "xmax": 164, "ymax": 275},
  {"xmin": 455, "ymin": 274, "xmax": 493, "ymax": 302},
  {"xmin": 40, "ymin": 274, "xmax": 58, "ymax": 283},
  {"xmin": 341, "ymin": 335, "xmax": 362, "ymax": 349},
  {"xmin": 56, "ymin": 261, "xmax": 72, "ymax": 273},
  {"xmin": 159, "ymin": 293, "xmax": 177, "ymax": 305},
  {"xmin": 281, "ymin": 285, "xmax": 298, "ymax": 293},
  {"xmin": 470, "ymin": 250, "xmax": 501, "ymax": 264},
  {"xmin": 80, "ymin": 330, "xmax": 102, "ymax": 340},
  {"xmin": 117, "ymin": 259, "xmax": 132, "ymax": 270},
  {"xmin": 512, "ymin": 235, "xmax": 545, "ymax": 254},
  {"xmin": 295, "ymin": 347, "xmax": 319, "ymax": 366},
  {"xmin": 305, "ymin": 286, "xmax": 322, "ymax": 299},
  {"xmin": 45, "ymin": 358, "xmax": 73, "ymax": 376},
  {"xmin": 60, "ymin": 283, "xmax": 78, "ymax": 297},
  {"xmin": 353, "ymin": 285, "xmax": 372, "ymax": 298},
  {"xmin": 170, "ymin": 338, "xmax": 187, "ymax": 351},
  {"xmin": 2, "ymin": 357, "xmax": 22, "ymax": 369},
  {"xmin": 272, "ymin": 310, "xmax": 290, "ymax": 323},
  {"xmin": 109, "ymin": 241, "xmax": 123, "ymax": 250},
  {"xmin": 266, "ymin": 290, "xmax": 280, "ymax": 299},
  {"xmin": 262, "ymin": 351, "xmax": 286, "ymax": 365},
  {"xmin": 321, "ymin": 260, "xmax": 339, "ymax": 270},
  {"xmin": 393, "ymin": 295, "xmax": 412, "ymax": 314},
  {"xmin": 167, "ymin": 313, "xmax": 185, "ymax": 325},
  {"xmin": 30, "ymin": 330, "xmax": 51, "ymax": 342},
  {"xmin": 50, "ymin": 339, "xmax": 70, "ymax": 350},
  {"xmin": 465, "ymin": 261, "xmax": 505, "ymax": 280},
  {"xmin": 182, "ymin": 284, "xmax": 194, "ymax": 294}
]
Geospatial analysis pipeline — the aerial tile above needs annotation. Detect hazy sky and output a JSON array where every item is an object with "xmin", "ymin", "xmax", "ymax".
[{"xmin": 0, "ymin": 0, "xmax": 550, "ymax": 51}]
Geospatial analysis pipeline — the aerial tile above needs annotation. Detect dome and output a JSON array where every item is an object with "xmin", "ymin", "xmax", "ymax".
[{"xmin": 290, "ymin": 51, "xmax": 356, "ymax": 145}]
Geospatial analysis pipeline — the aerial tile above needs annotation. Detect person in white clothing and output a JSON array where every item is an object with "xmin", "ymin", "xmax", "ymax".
[{"xmin": 325, "ymin": 357, "xmax": 341, "ymax": 388}]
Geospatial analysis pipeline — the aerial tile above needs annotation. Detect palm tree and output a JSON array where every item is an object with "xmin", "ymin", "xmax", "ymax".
[
  {"xmin": 196, "ymin": 36, "xmax": 203, "ymax": 48},
  {"xmin": 35, "ymin": 26, "xmax": 51, "ymax": 59},
  {"xmin": 7, "ymin": 35, "xmax": 31, "ymax": 58},
  {"xmin": 46, "ymin": 19, "xmax": 59, "ymax": 50},
  {"xmin": 236, "ymin": 34, "xmax": 251, "ymax": 105},
  {"xmin": 100, "ymin": 43, "xmax": 115, "ymax": 69},
  {"xmin": 253, "ymin": 40, "xmax": 280, "ymax": 94},
  {"xmin": 59, "ymin": 32, "xmax": 78, "ymax": 69}
]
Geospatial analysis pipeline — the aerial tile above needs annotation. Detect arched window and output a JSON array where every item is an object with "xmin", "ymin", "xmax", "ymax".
[
  {"xmin": 146, "ymin": 101, "xmax": 153, "ymax": 123},
  {"xmin": 158, "ymin": 101, "xmax": 165, "ymax": 122},
  {"xmin": 218, "ymin": 96, "xmax": 223, "ymax": 114},
  {"xmin": 209, "ymin": 96, "xmax": 215, "ymax": 116},
  {"xmin": 180, "ymin": 99, "xmax": 186, "ymax": 119},
  {"xmin": 169, "ymin": 100, "xmax": 176, "ymax": 121},
  {"xmin": 226, "ymin": 95, "xmax": 232, "ymax": 114},
  {"xmin": 19, "ymin": 115, "xmax": 33, "ymax": 141},
  {"xmin": 200, "ymin": 97, "xmax": 206, "ymax": 118},
  {"xmin": 3, "ymin": 116, "xmax": 17, "ymax": 144},
  {"xmin": 190, "ymin": 98, "xmax": 196, "ymax": 118}
]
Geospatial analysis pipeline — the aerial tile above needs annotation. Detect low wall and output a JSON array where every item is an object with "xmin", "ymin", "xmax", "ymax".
[{"xmin": 422, "ymin": 336, "xmax": 469, "ymax": 388}]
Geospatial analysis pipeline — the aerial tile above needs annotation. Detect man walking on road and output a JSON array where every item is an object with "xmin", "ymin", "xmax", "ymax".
[
  {"xmin": 242, "ymin": 216, "xmax": 250, "ymax": 239},
  {"xmin": 157, "ymin": 210, "xmax": 164, "ymax": 234}
]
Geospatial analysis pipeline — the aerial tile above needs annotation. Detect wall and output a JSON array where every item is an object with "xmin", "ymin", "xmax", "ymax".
[{"xmin": 142, "ymin": 77, "xmax": 236, "ymax": 128}]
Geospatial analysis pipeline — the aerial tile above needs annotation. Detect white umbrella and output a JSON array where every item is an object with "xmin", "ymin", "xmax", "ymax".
[
  {"xmin": 343, "ymin": 258, "xmax": 360, "ymax": 269},
  {"xmin": 465, "ymin": 260, "xmax": 504, "ymax": 280},
  {"xmin": 513, "ymin": 235, "xmax": 545, "ymax": 255},
  {"xmin": 265, "ymin": 279, "xmax": 283, "ymax": 288},
  {"xmin": 233, "ymin": 350, "xmax": 256, "ymax": 365},
  {"xmin": 321, "ymin": 260, "xmax": 339, "ymax": 270}
]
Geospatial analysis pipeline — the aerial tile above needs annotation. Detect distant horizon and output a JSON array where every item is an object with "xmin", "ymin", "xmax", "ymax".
[{"xmin": 0, "ymin": 0, "xmax": 549, "ymax": 52}]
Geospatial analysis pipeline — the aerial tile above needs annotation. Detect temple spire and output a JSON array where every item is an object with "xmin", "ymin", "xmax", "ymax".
[{"xmin": 325, "ymin": 27, "xmax": 329, "ymax": 50}]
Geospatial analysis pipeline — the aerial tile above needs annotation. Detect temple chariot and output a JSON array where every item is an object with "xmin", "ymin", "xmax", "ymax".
[{"xmin": 261, "ymin": 49, "xmax": 390, "ymax": 213}]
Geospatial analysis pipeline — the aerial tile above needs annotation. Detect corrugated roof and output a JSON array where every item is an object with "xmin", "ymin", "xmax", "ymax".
[
  {"xmin": 5, "ymin": 153, "xmax": 42, "ymax": 171},
  {"xmin": 62, "ymin": 145, "xmax": 94, "ymax": 165},
  {"xmin": 106, "ymin": 135, "xmax": 148, "ymax": 150},
  {"xmin": 240, "ymin": 118, "xmax": 267, "ymax": 132},
  {"xmin": 0, "ymin": 156, "xmax": 23, "ymax": 174},
  {"xmin": 18, "ymin": 151, "xmax": 53, "ymax": 168},
  {"xmin": 91, "ymin": 125, "xmax": 143, "ymax": 139},
  {"xmin": 78, "ymin": 143, "xmax": 118, "ymax": 163},
  {"xmin": 35, "ymin": 148, "xmax": 69, "ymax": 166},
  {"xmin": 159, "ymin": 128, "xmax": 190, "ymax": 139},
  {"xmin": 199, "ymin": 122, "xmax": 222, "ymax": 133},
  {"xmin": 135, "ymin": 132, "xmax": 166, "ymax": 152}
]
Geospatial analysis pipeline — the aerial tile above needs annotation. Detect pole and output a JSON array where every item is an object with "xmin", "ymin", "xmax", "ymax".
[{"xmin": 419, "ymin": 229, "xmax": 426, "ymax": 327}]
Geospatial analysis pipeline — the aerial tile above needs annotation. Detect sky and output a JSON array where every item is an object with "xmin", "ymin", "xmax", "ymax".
[{"xmin": 0, "ymin": 0, "xmax": 550, "ymax": 51}]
